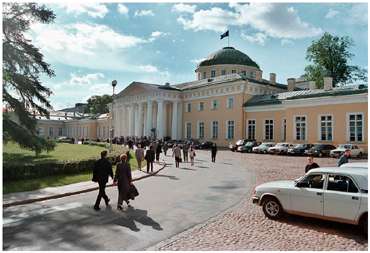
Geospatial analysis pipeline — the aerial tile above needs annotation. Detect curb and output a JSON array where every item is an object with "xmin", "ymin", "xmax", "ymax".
[{"xmin": 3, "ymin": 162, "xmax": 167, "ymax": 209}]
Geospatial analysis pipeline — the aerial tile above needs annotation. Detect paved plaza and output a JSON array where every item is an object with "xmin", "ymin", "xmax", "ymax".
[{"xmin": 3, "ymin": 150, "xmax": 368, "ymax": 250}]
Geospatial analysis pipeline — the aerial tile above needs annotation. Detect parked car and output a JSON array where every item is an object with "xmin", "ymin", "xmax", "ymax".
[
  {"xmin": 268, "ymin": 143, "xmax": 293, "ymax": 155},
  {"xmin": 237, "ymin": 141, "xmax": 260, "ymax": 153},
  {"xmin": 252, "ymin": 167, "xmax": 368, "ymax": 234},
  {"xmin": 287, "ymin": 144, "xmax": 314, "ymax": 156},
  {"xmin": 229, "ymin": 139, "xmax": 251, "ymax": 152},
  {"xmin": 340, "ymin": 162, "xmax": 368, "ymax": 169},
  {"xmin": 305, "ymin": 144, "xmax": 337, "ymax": 157},
  {"xmin": 197, "ymin": 141, "xmax": 214, "ymax": 150},
  {"xmin": 330, "ymin": 144, "xmax": 364, "ymax": 158},
  {"xmin": 252, "ymin": 142, "xmax": 275, "ymax": 154},
  {"xmin": 56, "ymin": 136, "xmax": 74, "ymax": 144}
]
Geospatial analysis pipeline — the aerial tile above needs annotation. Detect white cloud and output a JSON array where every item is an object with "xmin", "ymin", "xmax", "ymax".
[
  {"xmin": 69, "ymin": 73, "xmax": 105, "ymax": 86},
  {"xmin": 241, "ymin": 32, "xmax": 267, "ymax": 46},
  {"xmin": 57, "ymin": 3, "xmax": 109, "ymax": 18},
  {"xmin": 347, "ymin": 4, "xmax": 367, "ymax": 25},
  {"xmin": 177, "ymin": 7, "xmax": 239, "ymax": 32},
  {"xmin": 138, "ymin": 65, "xmax": 159, "ymax": 73},
  {"xmin": 172, "ymin": 3, "xmax": 197, "ymax": 13},
  {"xmin": 190, "ymin": 58, "xmax": 206, "ymax": 64},
  {"xmin": 117, "ymin": 4, "xmax": 129, "ymax": 15},
  {"xmin": 281, "ymin": 39, "xmax": 294, "ymax": 46},
  {"xmin": 325, "ymin": 8, "xmax": 339, "ymax": 19},
  {"xmin": 134, "ymin": 9, "xmax": 154, "ymax": 17},
  {"xmin": 176, "ymin": 3, "xmax": 322, "ymax": 39}
]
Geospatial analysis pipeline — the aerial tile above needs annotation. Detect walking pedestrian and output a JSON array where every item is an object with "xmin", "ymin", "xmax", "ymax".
[
  {"xmin": 156, "ymin": 141, "xmax": 162, "ymax": 162},
  {"xmin": 173, "ymin": 144, "xmax": 182, "ymax": 168},
  {"xmin": 113, "ymin": 153, "xmax": 132, "ymax": 210},
  {"xmin": 211, "ymin": 143, "xmax": 217, "ymax": 163},
  {"xmin": 145, "ymin": 145, "xmax": 155, "ymax": 173},
  {"xmin": 183, "ymin": 142, "xmax": 189, "ymax": 162},
  {"xmin": 305, "ymin": 156, "xmax": 319, "ymax": 173},
  {"xmin": 135, "ymin": 143, "xmax": 144, "ymax": 170},
  {"xmin": 189, "ymin": 146, "xmax": 196, "ymax": 166},
  {"xmin": 337, "ymin": 149, "xmax": 351, "ymax": 167},
  {"xmin": 92, "ymin": 150, "xmax": 113, "ymax": 211},
  {"xmin": 163, "ymin": 142, "xmax": 169, "ymax": 156}
]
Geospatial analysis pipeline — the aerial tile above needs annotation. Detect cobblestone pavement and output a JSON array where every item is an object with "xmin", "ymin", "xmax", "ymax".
[{"xmin": 154, "ymin": 151, "xmax": 368, "ymax": 251}]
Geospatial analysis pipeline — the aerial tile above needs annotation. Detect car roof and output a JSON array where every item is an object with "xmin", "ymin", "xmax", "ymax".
[
  {"xmin": 308, "ymin": 167, "xmax": 368, "ymax": 190},
  {"xmin": 340, "ymin": 162, "xmax": 368, "ymax": 168}
]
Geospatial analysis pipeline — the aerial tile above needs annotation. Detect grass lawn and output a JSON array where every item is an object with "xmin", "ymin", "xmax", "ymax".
[{"xmin": 3, "ymin": 142, "xmax": 145, "ymax": 194}]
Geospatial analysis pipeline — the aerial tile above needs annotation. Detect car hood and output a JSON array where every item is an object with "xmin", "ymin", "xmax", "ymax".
[
  {"xmin": 331, "ymin": 148, "xmax": 345, "ymax": 152},
  {"xmin": 256, "ymin": 180, "xmax": 295, "ymax": 190}
]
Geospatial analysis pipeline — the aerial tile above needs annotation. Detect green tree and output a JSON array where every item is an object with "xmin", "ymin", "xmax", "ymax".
[
  {"xmin": 304, "ymin": 32, "xmax": 367, "ymax": 88},
  {"xmin": 85, "ymin": 95, "xmax": 113, "ymax": 114},
  {"xmin": 3, "ymin": 3, "xmax": 56, "ymax": 154}
]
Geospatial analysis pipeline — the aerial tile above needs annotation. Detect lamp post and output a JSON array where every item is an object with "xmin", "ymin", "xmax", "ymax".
[{"xmin": 109, "ymin": 80, "xmax": 117, "ymax": 152}]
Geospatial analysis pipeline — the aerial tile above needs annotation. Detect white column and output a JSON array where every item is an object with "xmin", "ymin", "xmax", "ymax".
[
  {"xmin": 157, "ymin": 100, "xmax": 164, "ymax": 139},
  {"xmin": 177, "ymin": 102, "xmax": 183, "ymax": 139},
  {"xmin": 128, "ymin": 105, "xmax": 133, "ymax": 136},
  {"xmin": 134, "ymin": 104, "xmax": 139, "ymax": 136},
  {"xmin": 132, "ymin": 104, "xmax": 137, "ymax": 136},
  {"xmin": 171, "ymin": 101, "xmax": 178, "ymax": 140},
  {"xmin": 146, "ymin": 100, "xmax": 153, "ymax": 136},
  {"xmin": 137, "ymin": 102, "xmax": 144, "ymax": 137}
]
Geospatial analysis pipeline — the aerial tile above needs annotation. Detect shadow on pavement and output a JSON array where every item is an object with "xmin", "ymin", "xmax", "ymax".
[
  {"xmin": 277, "ymin": 214, "xmax": 368, "ymax": 243},
  {"xmin": 179, "ymin": 167, "xmax": 196, "ymax": 171},
  {"xmin": 196, "ymin": 166, "xmax": 210, "ymax": 169},
  {"xmin": 153, "ymin": 174, "xmax": 179, "ymax": 180},
  {"xmin": 113, "ymin": 207, "xmax": 163, "ymax": 232}
]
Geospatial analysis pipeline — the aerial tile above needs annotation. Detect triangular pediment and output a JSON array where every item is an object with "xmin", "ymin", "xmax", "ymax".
[{"xmin": 116, "ymin": 81, "xmax": 160, "ymax": 98}]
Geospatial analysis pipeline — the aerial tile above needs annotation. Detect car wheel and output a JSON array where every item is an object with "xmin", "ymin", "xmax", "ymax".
[
  {"xmin": 262, "ymin": 197, "xmax": 283, "ymax": 220},
  {"xmin": 358, "ymin": 152, "xmax": 363, "ymax": 158},
  {"xmin": 361, "ymin": 215, "xmax": 368, "ymax": 235}
]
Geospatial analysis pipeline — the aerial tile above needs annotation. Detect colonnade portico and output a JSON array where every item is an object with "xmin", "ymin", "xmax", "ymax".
[{"xmin": 114, "ymin": 98, "xmax": 182, "ymax": 140}]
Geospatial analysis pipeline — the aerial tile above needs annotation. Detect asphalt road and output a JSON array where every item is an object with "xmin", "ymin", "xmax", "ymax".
[{"xmin": 3, "ymin": 150, "xmax": 255, "ymax": 250}]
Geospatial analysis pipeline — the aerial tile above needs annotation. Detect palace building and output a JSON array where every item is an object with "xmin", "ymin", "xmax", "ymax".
[{"xmin": 35, "ymin": 46, "xmax": 368, "ymax": 150}]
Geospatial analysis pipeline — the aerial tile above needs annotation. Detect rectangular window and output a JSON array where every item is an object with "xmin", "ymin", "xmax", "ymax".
[
  {"xmin": 186, "ymin": 103, "xmax": 191, "ymax": 112},
  {"xmin": 211, "ymin": 100, "xmax": 219, "ymax": 110},
  {"xmin": 221, "ymin": 70, "xmax": 226, "ymax": 75},
  {"xmin": 231, "ymin": 70, "xmax": 236, "ymax": 74},
  {"xmin": 212, "ymin": 121, "xmax": 218, "ymax": 139},
  {"xmin": 348, "ymin": 113, "xmax": 363, "ymax": 142},
  {"xmin": 295, "ymin": 116, "xmax": 306, "ymax": 141},
  {"xmin": 37, "ymin": 127, "xmax": 44, "ymax": 136},
  {"xmin": 202, "ymin": 72, "xmax": 206, "ymax": 79},
  {"xmin": 198, "ymin": 102, "xmax": 204, "ymax": 111},
  {"xmin": 103, "ymin": 126, "xmax": 106, "ymax": 138},
  {"xmin": 320, "ymin": 115, "xmax": 333, "ymax": 141},
  {"xmin": 198, "ymin": 122, "xmax": 204, "ymax": 139},
  {"xmin": 49, "ymin": 127, "xmax": 53, "ymax": 137},
  {"xmin": 227, "ymin": 120, "xmax": 235, "ymax": 139},
  {"xmin": 198, "ymin": 73, "xmax": 201, "ymax": 80},
  {"xmin": 264, "ymin": 120, "xmax": 274, "ymax": 140},
  {"xmin": 250, "ymin": 72, "xmax": 256, "ymax": 79},
  {"xmin": 247, "ymin": 120, "xmax": 256, "ymax": 140},
  {"xmin": 282, "ymin": 119, "xmax": 287, "ymax": 141},
  {"xmin": 211, "ymin": 70, "xmax": 216, "ymax": 77},
  {"xmin": 58, "ymin": 127, "xmax": 63, "ymax": 136},
  {"xmin": 186, "ymin": 122, "xmax": 192, "ymax": 139},
  {"xmin": 227, "ymin": 97, "xmax": 234, "ymax": 109}
]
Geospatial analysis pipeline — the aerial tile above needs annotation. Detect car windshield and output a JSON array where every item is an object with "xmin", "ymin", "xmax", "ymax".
[
  {"xmin": 294, "ymin": 144, "xmax": 304, "ymax": 148},
  {"xmin": 245, "ymin": 142, "xmax": 253, "ymax": 146},
  {"xmin": 236, "ymin": 140, "xmax": 244, "ymax": 145},
  {"xmin": 338, "ymin": 144, "xmax": 351, "ymax": 149}
]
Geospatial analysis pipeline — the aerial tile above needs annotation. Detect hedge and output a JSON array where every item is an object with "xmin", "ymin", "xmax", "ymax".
[{"xmin": 3, "ymin": 156, "xmax": 117, "ymax": 182}]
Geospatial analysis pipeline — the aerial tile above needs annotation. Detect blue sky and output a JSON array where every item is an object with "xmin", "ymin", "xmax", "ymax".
[{"xmin": 29, "ymin": 2, "xmax": 368, "ymax": 110}]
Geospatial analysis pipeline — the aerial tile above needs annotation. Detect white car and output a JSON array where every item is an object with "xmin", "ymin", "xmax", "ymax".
[
  {"xmin": 252, "ymin": 142, "xmax": 275, "ymax": 154},
  {"xmin": 252, "ymin": 167, "xmax": 368, "ymax": 234},
  {"xmin": 268, "ymin": 143, "xmax": 293, "ymax": 154},
  {"xmin": 330, "ymin": 144, "xmax": 364, "ymax": 158}
]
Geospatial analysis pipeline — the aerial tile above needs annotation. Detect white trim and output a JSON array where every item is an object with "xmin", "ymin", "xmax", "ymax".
[
  {"xmin": 226, "ymin": 96, "xmax": 235, "ymax": 109},
  {"xmin": 317, "ymin": 114, "xmax": 334, "ymax": 142},
  {"xmin": 346, "ymin": 112, "xmax": 365, "ymax": 143},
  {"xmin": 245, "ymin": 104, "xmax": 284, "ymax": 112},
  {"xmin": 283, "ymin": 93, "xmax": 367, "ymax": 108},
  {"xmin": 293, "ymin": 115, "xmax": 308, "ymax": 141}
]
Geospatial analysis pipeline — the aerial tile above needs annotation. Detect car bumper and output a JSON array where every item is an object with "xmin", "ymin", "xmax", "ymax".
[{"xmin": 252, "ymin": 196, "xmax": 260, "ymax": 205}]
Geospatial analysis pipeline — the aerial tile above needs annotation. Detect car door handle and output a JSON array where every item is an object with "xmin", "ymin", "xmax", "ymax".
[
  {"xmin": 352, "ymin": 196, "xmax": 359, "ymax": 200},
  {"xmin": 316, "ymin": 192, "xmax": 323, "ymax": 196}
]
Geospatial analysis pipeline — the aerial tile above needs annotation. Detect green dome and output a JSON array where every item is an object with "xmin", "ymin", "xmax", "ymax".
[{"xmin": 198, "ymin": 47, "xmax": 260, "ymax": 69}]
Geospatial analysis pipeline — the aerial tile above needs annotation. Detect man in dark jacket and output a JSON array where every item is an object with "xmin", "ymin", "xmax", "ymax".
[
  {"xmin": 93, "ymin": 150, "xmax": 113, "ymax": 211},
  {"xmin": 305, "ymin": 156, "xmax": 319, "ymax": 173},
  {"xmin": 145, "ymin": 145, "xmax": 155, "ymax": 173}
]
